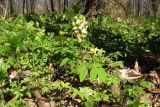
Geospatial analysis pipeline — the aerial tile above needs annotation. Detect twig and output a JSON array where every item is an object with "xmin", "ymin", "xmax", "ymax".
[{"xmin": 4, "ymin": 0, "xmax": 9, "ymax": 19}]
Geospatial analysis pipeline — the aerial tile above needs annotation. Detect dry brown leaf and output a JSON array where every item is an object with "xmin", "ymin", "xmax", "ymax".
[
  {"xmin": 45, "ymin": 101, "xmax": 56, "ymax": 107},
  {"xmin": 149, "ymin": 88, "xmax": 160, "ymax": 94},
  {"xmin": 26, "ymin": 99, "xmax": 37, "ymax": 107},
  {"xmin": 8, "ymin": 70, "xmax": 17, "ymax": 79},
  {"xmin": 117, "ymin": 68, "xmax": 142, "ymax": 80},
  {"xmin": 49, "ymin": 101, "xmax": 56, "ymax": 107},
  {"xmin": 127, "ymin": 69, "xmax": 142, "ymax": 77},
  {"xmin": 34, "ymin": 91, "xmax": 46, "ymax": 107},
  {"xmin": 8, "ymin": 70, "xmax": 32, "ymax": 80},
  {"xmin": 134, "ymin": 59, "xmax": 141, "ymax": 74},
  {"xmin": 149, "ymin": 70, "xmax": 160, "ymax": 84},
  {"xmin": 19, "ymin": 70, "xmax": 32, "ymax": 77}
]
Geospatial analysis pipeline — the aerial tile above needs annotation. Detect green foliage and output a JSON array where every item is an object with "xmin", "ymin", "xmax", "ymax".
[
  {"xmin": 0, "ymin": 14, "xmax": 158, "ymax": 107},
  {"xmin": 90, "ymin": 63, "xmax": 107, "ymax": 82},
  {"xmin": 76, "ymin": 63, "xmax": 88, "ymax": 82},
  {"xmin": 127, "ymin": 98, "xmax": 151, "ymax": 107},
  {"xmin": 0, "ymin": 99, "xmax": 26, "ymax": 107},
  {"xmin": 89, "ymin": 16, "xmax": 160, "ymax": 58}
]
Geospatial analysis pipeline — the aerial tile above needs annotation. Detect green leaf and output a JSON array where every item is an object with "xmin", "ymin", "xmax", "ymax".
[
  {"xmin": 42, "ymin": 86, "xmax": 50, "ymax": 93},
  {"xmin": 90, "ymin": 63, "xmax": 107, "ymax": 82},
  {"xmin": 26, "ymin": 92, "xmax": 32, "ymax": 98},
  {"xmin": 60, "ymin": 58, "xmax": 69, "ymax": 66},
  {"xmin": 84, "ymin": 101, "xmax": 94, "ymax": 107},
  {"xmin": 79, "ymin": 68, "xmax": 88, "ymax": 82},
  {"xmin": 98, "ymin": 68, "xmax": 107, "ymax": 83},
  {"xmin": 0, "ymin": 45, "xmax": 11, "ymax": 55},
  {"xmin": 71, "ymin": 88, "xmax": 78, "ymax": 99},
  {"xmin": 77, "ymin": 63, "xmax": 87, "ymax": 74},
  {"xmin": 77, "ymin": 63, "xmax": 88, "ymax": 82},
  {"xmin": 90, "ymin": 67, "xmax": 98, "ymax": 82}
]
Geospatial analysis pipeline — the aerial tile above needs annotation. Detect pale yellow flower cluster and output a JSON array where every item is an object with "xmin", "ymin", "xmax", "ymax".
[
  {"xmin": 59, "ymin": 31, "xmax": 68, "ymax": 35},
  {"xmin": 90, "ymin": 47, "xmax": 99, "ymax": 54},
  {"xmin": 72, "ymin": 15, "xmax": 88, "ymax": 42},
  {"xmin": 90, "ymin": 47, "xmax": 105, "ymax": 55}
]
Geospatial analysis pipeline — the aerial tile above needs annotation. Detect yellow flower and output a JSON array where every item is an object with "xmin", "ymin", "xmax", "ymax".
[
  {"xmin": 76, "ymin": 33, "xmax": 82, "ymax": 42},
  {"xmin": 59, "ymin": 31, "xmax": 67, "ymax": 35},
  {"xmin": 81, "ymin": 28, "xmax": 87, "ymax": 34},
  {"xmin": 72, "ymin": 22, "xmax": 76, "ymax": 26},
  {"xmin": 76, "ymin": 19, "xmax": 82, "ymax": 25},
  {"xmin": 63, "ymin": 15, "xmax": 66, "ymax": 19},
  {"xmin": 35, "ymin": 35, "xmax": 40, "ymax": 40},
  {"xmin": 74, "ymin": 16, "xmax": 78, "ymax": 19},
  {"xmin": 90, "ymin": 47, "xmax": 99, "ymax": 54},
  {"xmin": 72, "ymin": 26, "xmax": 78, "ymax": 30},
  {"xmin": 72, "ymin": 14, "xmax": 88, "ymax": 42}
]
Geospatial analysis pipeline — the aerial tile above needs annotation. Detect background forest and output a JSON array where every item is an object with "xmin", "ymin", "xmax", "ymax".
[
  {"xmin": 0, "ymin": 0, "xmax": 160, "ymax": 107},
  {"xmin": 0, "ymin": 0, "xmax": 160, "ymax": 17}
]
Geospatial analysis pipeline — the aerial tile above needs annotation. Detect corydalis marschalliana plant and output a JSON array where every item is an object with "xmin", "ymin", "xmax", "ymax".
[{"xmin": 72, "ymin": 14, "xmax": 88, "ymax": 42}]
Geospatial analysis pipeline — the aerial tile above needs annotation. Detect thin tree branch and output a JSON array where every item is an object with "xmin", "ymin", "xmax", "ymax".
[{"xmin": 4, "ymin": 0, "xmax": 9, "ymax": 19}]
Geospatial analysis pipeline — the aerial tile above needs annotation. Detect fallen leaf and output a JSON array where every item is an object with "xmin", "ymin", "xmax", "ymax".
[
  {"xmin": 117, "ymin": 68, "xmax": 142, "ymax": 80},
  {"xmin": 45, "ymin": 101, "xmax": 56, "ymax": 107},
  {"xmin": 149, "ymin": 70, "xmax": 160, "ymax": 84},
  {"xmin": 8, "ymin": 70, "xmax": 32, "ymax": 81},
  {"xmin": 34, "ymin": 91, "xmax": 46, "ymax": 107},
  {"xmin": 127, "ymin": 69, "xmax": 142, "ymax": 77},
  {"xmin": 49, "ymin": 101, "xmax": 56, "ymax": 107},
  {"xmin": 19, "ymin": 70, "xmax": 32, "ymax": 77},
  {"xmin": 134, "ymin": 59, "xmax": 141, "ymax": 74},
  {"xmin": 149, "ymin": 88, "xmax": 160, "ymax": 94},
  {"xmin": 26, "ymin": 99, "xmax": 37, "ymax": 107}
]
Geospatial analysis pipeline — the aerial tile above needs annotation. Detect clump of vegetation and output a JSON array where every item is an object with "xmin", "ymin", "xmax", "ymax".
[{"xmin": 0, "ymin": 12, "xmax": 159, "ymax": 107}]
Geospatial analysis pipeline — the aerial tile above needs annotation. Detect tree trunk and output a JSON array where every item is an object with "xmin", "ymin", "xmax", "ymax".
[
  {"xmin": 50, "ymin": 0, "xmax": 54, "ymax": 12},
  {"xmin": 63, "ymin": 0, "xmax": 67, "ymax": 13},
  {"xmin": 9, "ymin": 0, "xmax": 14, "ymax": 14},
  {"xmin": 22, "ymin": 0, "xmax": 26, "ymax": 14},
  {"xmin": 58, "ymin": 0, "xmax": 61, "ymax": 12},
  {"xmin": 30, "ymin": 0, "xmax": 35, "ymax": 13},
  {"xmin": 83, "ymin": 0, "xmax": 94, "ymax": 15}
]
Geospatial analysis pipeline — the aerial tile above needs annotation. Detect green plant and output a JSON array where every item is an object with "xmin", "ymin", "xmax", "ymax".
[
  {"xmin": 0, "ymin": 14, "xmax": 158, "ymax": 107},
  {"xmin": 89, "ymin": 16, "xmax": 160, "ymax": 60}
]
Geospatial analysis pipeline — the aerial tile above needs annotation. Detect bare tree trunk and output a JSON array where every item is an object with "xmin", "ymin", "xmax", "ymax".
[
  {"xmin": 68, "ymin": 0, "xmax": 71, "ymax": 8},
  {"xmin": 157, "ymin": 2, "xmax": 160, "ymax": 16},
  {"xmin": 0, "ymin": 0, "xmax": 160, "ymax": 17},
  {"xmin": 22, "ymin": 0, "xmax": 26, "ymax": 14},
  {"xmin": 83, "ymin": 0, "xmax": 94, "ymax": 15},
  {"xmin": 112, "ymin": 0, "xmax": 127, "ymax": 16},
  {"xmin": 45, "ymin": 0, "xmax": 49, "ymax": 13},
  {"xmin": 63, "ymin": 0, "xmax": 66, "ymax": 13},
  {"xmin": 151, "ymin": 0, "xmax": 160, "ymax": 16},
  {"xmin": 30, "ymin": 0, "xmax": 35, "ymax": 13},
  {"xmin": 0, "ymin": 3, "xmax": 5, "ymax": 15},
  {"xmin": 58, "ymin": 0, "xmax": 62, "ymax": 12},
  {"xmin": 9, "ymin": 0, "xmax": 14, "ymax": 14},
  {"xmin": 127, "ymin": 0, "xmax": 138, "ymax": 15},
  {"xmin": 50, "ymin": 0, "xmax": 54, "ymax": 12},
  {"xmin": 4, "ymin": 0, "xmax": 9, "ymax": 19},
  {"xmin": 25, "ymin": 0, "xmax": 30, "ymax": 14},
  {"xmin": 139, "ymin": 0, "xmax": 153, "ymax": 16}
]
